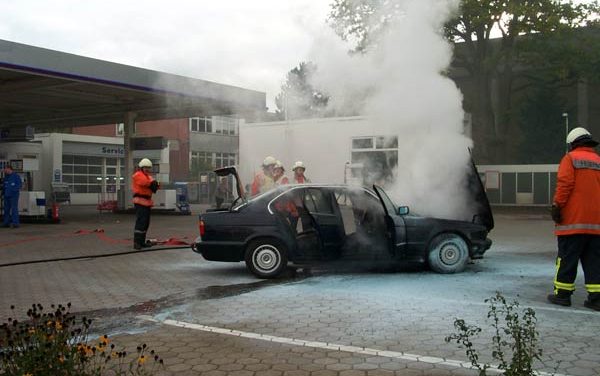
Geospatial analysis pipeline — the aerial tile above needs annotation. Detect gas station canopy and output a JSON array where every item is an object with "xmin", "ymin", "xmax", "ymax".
[{"xmin": 0, "ymin": 38, "xmax": 266, "ymax": 131}]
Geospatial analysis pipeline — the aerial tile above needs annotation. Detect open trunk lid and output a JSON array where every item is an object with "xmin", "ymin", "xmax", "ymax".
[{"xmin": 214, "ymin": 166, "xmax": 246, "ymax": 204}]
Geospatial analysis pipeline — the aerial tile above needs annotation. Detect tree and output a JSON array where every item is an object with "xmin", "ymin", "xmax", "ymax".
[
  {"xmin": 445, "ymin": 0, "xmax": 599, "ymax": 162},
  {"xmin": 517, "ymin": 85, "xmax": 567, "ymax": 163},
  {"xmin": 327, "ymin": 0, "xmax": 401, "ymax": 54},
  {"xmin": 274, "ymin": 62, "xmax": 329, "ymax": 120},
  {"xmin": 328, "ymin": 0, "xmax": 600, "ymax": 163}
]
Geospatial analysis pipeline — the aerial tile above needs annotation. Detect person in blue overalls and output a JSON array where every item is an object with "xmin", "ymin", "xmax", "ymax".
[{"xmin": 2, "ymin": 165, "xmax": 22, "ymax": 228}]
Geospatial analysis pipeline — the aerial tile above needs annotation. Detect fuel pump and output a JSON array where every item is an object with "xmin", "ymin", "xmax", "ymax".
[{"xmin": 1, "ymin": 158, "xmax": 59, "ymax": 223}]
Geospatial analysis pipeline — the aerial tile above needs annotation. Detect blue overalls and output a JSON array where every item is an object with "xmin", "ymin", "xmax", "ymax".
[{"xmin": 3, "ymin": 172, "xmax": 22, "ymax": 227}]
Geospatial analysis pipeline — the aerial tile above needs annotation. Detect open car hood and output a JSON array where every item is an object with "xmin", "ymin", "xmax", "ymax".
[
  {"xmin": 467, "ymin": 153, "xmax": 494, "ymax": 231},
  {"xmin": 214, "ymin": 166, "xmax": 246, "ymax": 202}
]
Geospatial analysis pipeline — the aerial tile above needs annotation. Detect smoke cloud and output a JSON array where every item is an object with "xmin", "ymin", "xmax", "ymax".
[{"xmin": 308, "ymin": 0, "xmax": 475, "ymax": 220}]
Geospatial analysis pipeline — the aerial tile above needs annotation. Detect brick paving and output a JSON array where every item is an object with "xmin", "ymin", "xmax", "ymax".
[{"xmin": 1, "ymin": 206, "xmax": 599, "ymax": 375}]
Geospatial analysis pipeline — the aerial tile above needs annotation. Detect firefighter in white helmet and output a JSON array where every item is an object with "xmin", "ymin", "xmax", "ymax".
[
  {"xmin": 547, "ymin": 127, "xmax": 600, "ymax": 311},
  {"xmin": 273, "ymin": 160, "xmax": 289, "ymax": 185},
  {"xmin": 250, "ymin": 156, "xmax": 277, "ymax": 196},
  {"xmin": 291, "ymin": 161, "xmax": 311, "ymax": 184},
  {"xmin": 132, "ymin": 158, "xmax": 159, "ymax": 249}
]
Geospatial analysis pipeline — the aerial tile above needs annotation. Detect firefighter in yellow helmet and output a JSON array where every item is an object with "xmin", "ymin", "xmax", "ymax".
[
  {"xmin": 250, "ymin": 156, "xmax": 276, "ymax": 196},
  {"xmin": 132, "ymin": 158, "xmax": 159, "ymax": 249}
]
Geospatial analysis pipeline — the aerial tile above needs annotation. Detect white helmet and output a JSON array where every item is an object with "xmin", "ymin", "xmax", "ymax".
[
  {"xmin": 262, "ymin": 156, "xmax": 277, "ymax": 166},
  {"xmin": 566, "ymin": 127, "xmax": 594, "ymax": 144},
  {"xmin": 138, "ymin": 158, "xmax": 153, "ymax": 168},
  {"xmin": 292, "ymin": 161, "xmax": 306, "ymax": 171},
  {"xmin": 274, "ymin": 160, "xmax": 284, "ymax": 170}
]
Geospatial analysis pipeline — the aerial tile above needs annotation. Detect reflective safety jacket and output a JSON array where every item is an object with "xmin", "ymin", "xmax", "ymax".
[
  {"xmin": 554, "ymin": 147, "xmax": 600, "ymax": 236},
  {"xmin": 251, "ymin": 171, "xmax": 274, "ymax": 196},
  {"xmin": 132, "ymin": 170, "xmax": 155, "ymax": 207},
  {"xmin": 275, "ymin": 175, "xmax": 289, "ymax": 185},
  {"xmin": 293, "ymin": 175, "xmax": 310, "ymax": 184}
]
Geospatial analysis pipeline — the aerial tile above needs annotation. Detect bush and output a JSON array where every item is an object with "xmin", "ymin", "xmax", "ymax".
[
  {"xmin": 0, "ymin": 303, "xmax": 163, "ymax": 376},
  {"xmin": 445, "ymin": 292, "xmax": 543, "ymax": 376}
]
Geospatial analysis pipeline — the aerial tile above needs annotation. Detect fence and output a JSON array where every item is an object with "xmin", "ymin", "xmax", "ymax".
[{"xmin": 477, "ymin": 164, "xmax": 558, "ymax": 206}]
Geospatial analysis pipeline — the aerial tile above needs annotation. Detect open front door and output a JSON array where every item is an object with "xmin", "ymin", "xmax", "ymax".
[{"xmin": 372, "ymin": 185, "xmax": 403, "ymax": 258}]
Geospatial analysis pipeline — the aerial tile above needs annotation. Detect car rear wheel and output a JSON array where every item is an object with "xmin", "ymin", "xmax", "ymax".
[
  {"xmin": 245, "ymin": 238, "xmax": 288, "ymax": 279},
  {"xmin": 427, "ymin": 233, "xmax": 469, "ymax": 274}
]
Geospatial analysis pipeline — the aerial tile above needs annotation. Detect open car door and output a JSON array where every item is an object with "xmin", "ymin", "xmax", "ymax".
[{"xmin": 372, "ymin": 185, "xmax": 403, "ymax": 258}]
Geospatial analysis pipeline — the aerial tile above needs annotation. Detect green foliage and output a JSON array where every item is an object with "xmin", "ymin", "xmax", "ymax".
[
  {"xmin": 327, "ymin": 0, "xmax": 600, "ymax": 162},
  {"xmin": 274, "ymin": 62, "xmax": 329, "ymax": 120},
  {"xmin": 327, "ymin": 0, "xmax": 401, "ymax": 53},
  {"xmin": 0, "ymin": 303, "xmax": 163, "ymax": 376},
  {"xmin": 445, "ymin": 292, "xmax": 543, "ymax": 376},
  {"xmin": 517, "ymin": 86, "xmax": 568, "ymax": 163}
]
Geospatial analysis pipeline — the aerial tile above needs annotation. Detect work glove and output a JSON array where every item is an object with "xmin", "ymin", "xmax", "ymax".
[
  {"xmin": 551, "ymin": 204, "xmax": 562, "ymax": 224},
  {"xmin": 150, "ymin": 180, "xmax": 159, "ymax": 193}
]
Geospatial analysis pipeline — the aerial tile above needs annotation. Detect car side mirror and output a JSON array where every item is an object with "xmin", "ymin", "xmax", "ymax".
[{"xmin": 397, "ymin": 206, "xmax": 409, "ymax": 215}]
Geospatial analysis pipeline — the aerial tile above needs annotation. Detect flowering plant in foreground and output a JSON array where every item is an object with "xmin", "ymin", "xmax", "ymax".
[{"xmin": 0, "ymin": 303, "xmax": 163, "ymax": 376}]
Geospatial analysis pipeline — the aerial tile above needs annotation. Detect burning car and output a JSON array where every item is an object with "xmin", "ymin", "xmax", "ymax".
[{"xmin": 192, "ymin": 166, "xmax": 493, "ymax": 279}]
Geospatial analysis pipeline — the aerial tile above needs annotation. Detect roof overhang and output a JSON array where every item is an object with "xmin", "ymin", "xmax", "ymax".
[{"xmin": 0, "ymin": 39, "xmax": 266, "ymax": 130}]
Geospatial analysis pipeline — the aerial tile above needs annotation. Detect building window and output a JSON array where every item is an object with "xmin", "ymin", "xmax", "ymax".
[
  {"xmin": 191, "ymin": 151, "xmax": 236, "ymax": 171},
  {"xmin": 190, "ymin": 117, "xmax": 213, "ymax": 133},
  {"xmin": 190, "ymin": 151, "xmax": 214, "ymax": 173},
  {"xmin": 116, "ymin": 122, "xmax": 136, "ymax": 135},
  {"xmin": 350, "ymin": 135, "xmax": 399, "ymax": 187},
  {"xmin": 215, "ymin": 153, "xmax": 236, "ymax": 168},
  {"xmin": 190, "ymin": 116, "xmax": 237, "ymax": 135},
  {"xmin": 214, "ymin": 152, "xmax": 237, "ymax": 168},
  {"xmin": 352, "ymin": 137, "xmax": 374, "ymax": 150}
]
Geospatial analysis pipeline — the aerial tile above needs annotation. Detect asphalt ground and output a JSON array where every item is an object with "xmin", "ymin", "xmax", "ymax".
[{"xmin": 1, "ymin": 205, "xmax": 599, "ymax": 376}]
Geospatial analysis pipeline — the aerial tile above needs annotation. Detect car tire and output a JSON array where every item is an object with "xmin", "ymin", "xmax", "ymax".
[
  {"xmin": 427, "ymin": 233, "xmax": 469, "ymax": 274},
  {"xmin": 245, "ymin": 238, "xmax": 288, "ymax": 279}
]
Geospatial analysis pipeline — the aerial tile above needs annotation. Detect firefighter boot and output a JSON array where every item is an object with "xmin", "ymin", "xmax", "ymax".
[
  {"xmin": 547, "ymin": 290, "xmax": 572, "ymax": 307},
  {"xmin": 133, "ymin": 232, "xmax": 146, "ymax": 250},
  {"xmin": 584, "ymin": 293, "xmax": 600, "ymax": 311}
]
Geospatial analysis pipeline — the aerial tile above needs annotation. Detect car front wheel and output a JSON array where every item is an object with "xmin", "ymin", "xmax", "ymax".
[
  {"xmin": 427, "ymin": 233, "xmax": 469, "ymax": 274},
  {"xmin": 245, "ymin": 238, "xmax": 288, "ymax": 279}
]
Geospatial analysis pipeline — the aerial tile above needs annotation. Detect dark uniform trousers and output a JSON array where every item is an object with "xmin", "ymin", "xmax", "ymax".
[
  {"xmin": 555, "ymin": 234, "xmax": 600, "ymax": 301},
  {"xmin": 134, "ymin": 204, "xmax": 151, "ymax": 246}
]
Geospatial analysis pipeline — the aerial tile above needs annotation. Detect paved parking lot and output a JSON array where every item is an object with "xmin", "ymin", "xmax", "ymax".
[{"xmin": 1, "ymin": 206, "xmax": 599, "ymax": 375}]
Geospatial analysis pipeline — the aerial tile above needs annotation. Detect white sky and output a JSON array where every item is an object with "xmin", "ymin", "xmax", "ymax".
[{"xmin": 0, "ymin": 1, "xmax": 332, "ymax": 112}]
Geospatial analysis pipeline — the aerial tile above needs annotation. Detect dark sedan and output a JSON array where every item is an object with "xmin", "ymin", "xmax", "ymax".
[{"xmin": 192, "ymin": 167, "xmax": 494, "ymax": 279}]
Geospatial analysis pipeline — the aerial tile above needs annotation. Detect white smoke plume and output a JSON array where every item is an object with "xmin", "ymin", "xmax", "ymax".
[{"xmin": 309, "ymin": 0, "xmax": 476, "ymax": 220}]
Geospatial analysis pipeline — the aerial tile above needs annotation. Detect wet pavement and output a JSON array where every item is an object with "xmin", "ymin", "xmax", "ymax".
[{"xmin": 1, "ymin": 206, "xmax": 599, "ymax": 375}]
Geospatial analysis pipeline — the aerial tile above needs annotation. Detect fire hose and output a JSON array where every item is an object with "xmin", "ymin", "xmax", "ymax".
[{"xmin": 0, "ymin": 229, "xmax": 192, "ymax": 268}]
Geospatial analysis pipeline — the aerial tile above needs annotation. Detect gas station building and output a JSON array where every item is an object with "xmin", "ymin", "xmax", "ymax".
[{"xmin": 0, "ymin": 38, "xmax": 265, "ymax": 211}]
